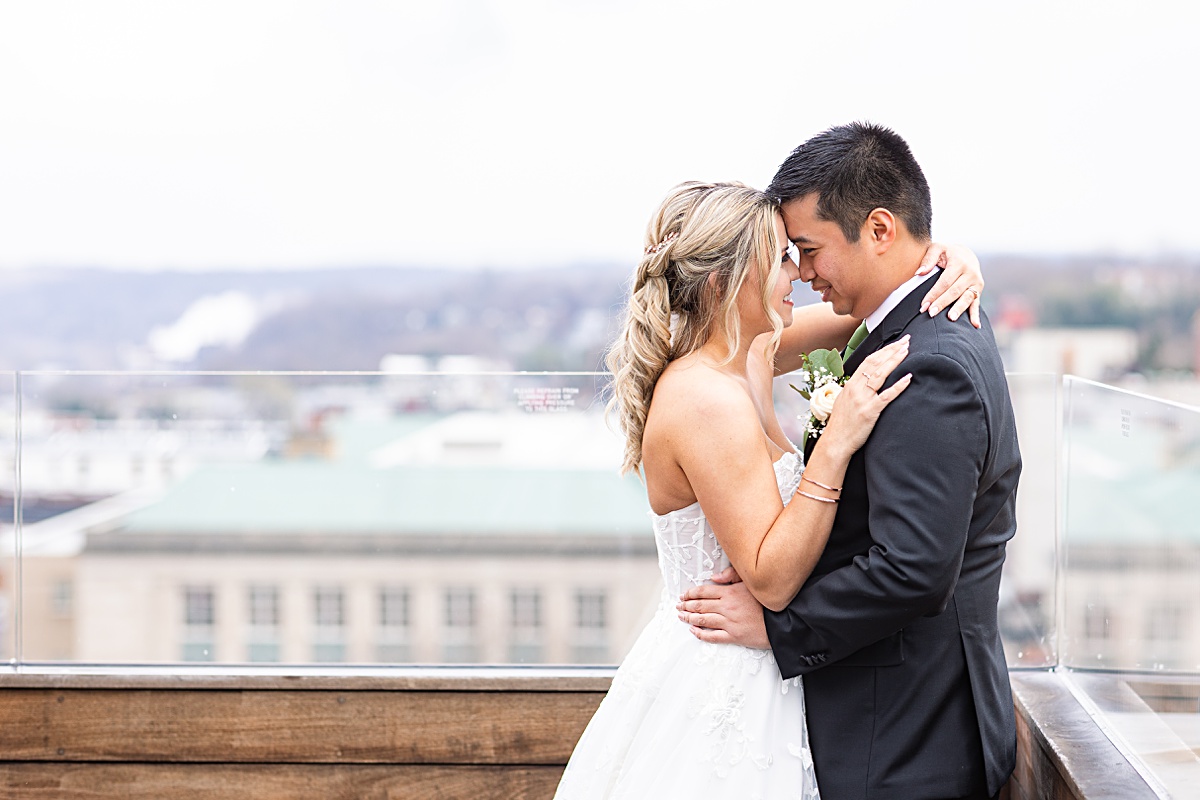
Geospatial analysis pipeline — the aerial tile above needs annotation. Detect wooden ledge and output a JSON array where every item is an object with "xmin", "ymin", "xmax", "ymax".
[
  {"xmin": 0, "ymin": 664, "xmax": 618, "ymax": 692},
  {"xmin": 0, "ymin": 664, "xmax": 1183, "ymax": 800},
  {"xmin": 1009, "ymin": 671, "xmax": 1159, "ymax": 800}
]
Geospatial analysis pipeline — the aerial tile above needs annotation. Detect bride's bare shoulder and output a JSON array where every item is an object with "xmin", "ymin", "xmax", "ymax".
[{"xmin": 652, "ymin": 358, "xmax": 754, "ymax": 426}]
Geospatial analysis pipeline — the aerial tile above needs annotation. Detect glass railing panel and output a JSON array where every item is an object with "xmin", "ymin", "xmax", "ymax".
[
  {"xmin": 1066, "ymin": 671, "xmax": 1200, "ymax": 799},
  {"xmin": 1060, "ymin": 376, "xmax": 1200, "ymax": 796},
  {"xmin": 1002, "ymin": 373, "xmax": 1059, "ymax": 668},
  {"xmin": 14, "ymin": 370, "xmax": 659, "ymax": 667},
  {"xmin": 0, "ymin": 371, "xmax": 15, "ymax": 664},
  {"xmin": 9, "ymin": 368, "xmax": 1071, "ymax": 672},
  {"xmin": 1061, "ymin": 377, "xmax": 1200, "ymax": 672}
]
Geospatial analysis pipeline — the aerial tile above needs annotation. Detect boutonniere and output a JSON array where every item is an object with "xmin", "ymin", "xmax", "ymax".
[{"xmin": 790, "ymin": 348, "xmax": 847, "ymax": 450}]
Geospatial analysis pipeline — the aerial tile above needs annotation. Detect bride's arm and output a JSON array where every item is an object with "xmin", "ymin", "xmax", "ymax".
[
  {"xmin": 771, "ymin": 304, "xmax": 859, "ymax": 376},
  {"xmin": 771, "ymin": 242, "xmax": 985, "ymax": 376},
  {"xmin": 681, "ymin": 340, "xmax": 911, "ymax": 612}
]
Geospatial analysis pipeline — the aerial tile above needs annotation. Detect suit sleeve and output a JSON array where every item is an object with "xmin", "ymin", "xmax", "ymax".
[{"xmin": 765, "ymin": 351, "xmax": 988, "ymax": 679}]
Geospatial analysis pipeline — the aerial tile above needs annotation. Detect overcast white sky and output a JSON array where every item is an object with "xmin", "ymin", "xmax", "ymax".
[{"xmin": 2, "ymin": 0, "xmax": 1198, "ymax": 271}]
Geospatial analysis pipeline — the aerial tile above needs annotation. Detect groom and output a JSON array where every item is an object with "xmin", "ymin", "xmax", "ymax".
[{"xmin": 679, "ymin": 122, "xmax": 1021, "ymax": 800}]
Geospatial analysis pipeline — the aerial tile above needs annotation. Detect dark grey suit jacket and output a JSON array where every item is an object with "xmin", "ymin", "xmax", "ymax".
[{"xmin": 767, "ymin": 273, "xmax": 1022, "ymax": 799}]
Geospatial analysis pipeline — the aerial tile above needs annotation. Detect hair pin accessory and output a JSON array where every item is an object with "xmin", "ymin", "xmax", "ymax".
[{"xmin": 644, "ymin": 231, "xmax": 679, "ymax": 255}]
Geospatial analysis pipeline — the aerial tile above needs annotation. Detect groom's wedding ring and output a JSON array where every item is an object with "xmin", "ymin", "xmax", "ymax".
[{"xmin": 966, "ymin": 286, "xmax": 980, "ymax": 299}]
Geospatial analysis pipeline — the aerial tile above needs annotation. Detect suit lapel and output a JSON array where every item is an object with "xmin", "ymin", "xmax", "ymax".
[
  {"xmin": 842, "ymin": 272, "xmax": 940, "ymax": 376},
  {"xmin": 806, "ymin": 274, "xmax": 939, "ymax": 462}
]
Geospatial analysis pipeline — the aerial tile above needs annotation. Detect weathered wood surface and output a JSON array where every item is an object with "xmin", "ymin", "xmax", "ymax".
[
  {"xmin": 0, "ymin": 673, "xmax": 605, "ymax": 798},
  {"xmin": 1008, "ymin": 691, "xmax": 1073, "ymax": 800},
  {"xmin": 0, "ymin": 689, "xmax": 603, "ymax": 764},
  {"xmin": 0, "ymin": 667, "xmax": 616, "ymax": 693},
  {"xmin": 0, "ymin": 763, "xmax": 565, "ymax": 800},
  {"xmin": 1008, "ymin": 672, "xmax": 1159, "ymax": 800},
  {"xmin": 0, "ymin": 670, "xmax": 1160, "ymax": 799}
]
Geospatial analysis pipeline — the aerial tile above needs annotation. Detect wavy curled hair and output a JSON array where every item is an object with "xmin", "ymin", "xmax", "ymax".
[{"xmin": 605, "ymin": 181, "xmax": 784, "ymax": 475}]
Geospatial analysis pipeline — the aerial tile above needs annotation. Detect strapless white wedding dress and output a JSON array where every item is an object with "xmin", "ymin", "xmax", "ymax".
[{"xmin": 554, "ymin": 451, "xmax": 820, "ymax": 799}]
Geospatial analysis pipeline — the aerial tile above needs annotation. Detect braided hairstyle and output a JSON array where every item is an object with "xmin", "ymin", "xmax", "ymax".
[{"xmin": 606, "ymin": 181, "xmax": 783, "ymax": 475}]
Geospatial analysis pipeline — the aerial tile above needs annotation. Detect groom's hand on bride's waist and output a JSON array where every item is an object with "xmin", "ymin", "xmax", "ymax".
[{"xmin": 677, "ymin": 568, "xmax": 770, "ymax": 650}]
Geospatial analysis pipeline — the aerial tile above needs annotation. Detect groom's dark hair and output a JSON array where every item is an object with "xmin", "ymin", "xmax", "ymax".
[{"xmin": 766, "ymin": 121, "xmax": 932, "ymax": 243}]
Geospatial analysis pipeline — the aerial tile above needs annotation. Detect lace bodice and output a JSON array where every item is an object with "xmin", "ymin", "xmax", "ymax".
[{"xmin": 650, "ymin": 451, "xmax": 804, "ymax": 598}]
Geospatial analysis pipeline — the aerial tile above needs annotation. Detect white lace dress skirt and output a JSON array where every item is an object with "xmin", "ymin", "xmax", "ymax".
[{"xmin": 554, "ymin": 452, "xmax": 819, "ymax": 800}]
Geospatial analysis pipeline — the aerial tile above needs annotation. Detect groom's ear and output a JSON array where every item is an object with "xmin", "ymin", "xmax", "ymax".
[{"xmin": 864, "ymin": 207, "xmax": 897, "ymax": 254}]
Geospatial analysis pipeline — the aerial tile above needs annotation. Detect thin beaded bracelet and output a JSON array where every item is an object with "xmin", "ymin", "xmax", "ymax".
[{"xmin": 796, "ymin": 489, "xmax": 838, "ymax": 504}]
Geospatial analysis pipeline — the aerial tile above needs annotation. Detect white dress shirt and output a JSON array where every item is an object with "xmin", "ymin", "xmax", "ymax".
[{"xmin": 863, "ymin": 268, "xmax": 940, "ymax": 334}]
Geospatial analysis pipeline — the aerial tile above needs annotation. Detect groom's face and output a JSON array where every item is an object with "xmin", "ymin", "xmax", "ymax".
[{"xmin": 781, "ymin": 193, "xmax": 877, "ymax": 319}]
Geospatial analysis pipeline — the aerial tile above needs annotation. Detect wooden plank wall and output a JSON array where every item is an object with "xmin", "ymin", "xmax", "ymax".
[
  {"xmin": 0, "ymin": 671, "xmax": 608, "ymax": 800},
  {"xmin": 0, "ymin": 670, "xmax": 1156, "ymax": 799}
]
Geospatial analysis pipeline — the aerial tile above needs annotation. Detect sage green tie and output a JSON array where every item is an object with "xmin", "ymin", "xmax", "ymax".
[{"xmin": 843, "ymin": 322, "xmax": 869, "ymax": 361}]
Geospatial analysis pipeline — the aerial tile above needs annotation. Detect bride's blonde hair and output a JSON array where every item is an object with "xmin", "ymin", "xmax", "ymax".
[{"xmin": 606, "ymin": 181, "xmax": 784, "ymax": 475}]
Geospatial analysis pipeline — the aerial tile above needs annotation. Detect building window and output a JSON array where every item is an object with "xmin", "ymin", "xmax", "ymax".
[
  {"xmin": 182, "ymin": 585, "xmax": 216, "ymax": 662},
  {"xmin": 247, "ymin": 585, "xmax": 281, "ymax": 663},
  {"xmin": 508, "ymin": 588, "xmax": 543, "ymax": 663},
  {"xmin": 312, "ymin": 586, "xmax": 346, "ymax": 662},
  {"xmin": 443, "ymin": 587, "xmax": 478, "ymax": 663},
  {"xmin": 572, "ymin": 589, "xmax": 608, "ymax": 663},
  {"xmin": 1083, "ymin": 603, "xmax": 1112, "ymax": 641},
  {"xmin": 249, "ymin": 584, "xmax": 280, "ymax": 626},
  {"xmin": 576, "ymin": 589, "xmax": 606, "ymax": 628},
  {"xmin": 314, "ymin": 586, "xmax": 344, "ymax": 627},
  {"xmin": 376, "ymin": 586, "xmax": 412, "ymax": 662}
]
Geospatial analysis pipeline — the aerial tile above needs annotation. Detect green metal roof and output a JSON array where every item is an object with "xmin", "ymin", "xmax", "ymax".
[{"xmin": 119, "ymin": 461, "xmax": 651, "ymax": 537}]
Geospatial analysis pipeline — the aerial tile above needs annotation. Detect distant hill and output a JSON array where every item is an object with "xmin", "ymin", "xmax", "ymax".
[
  {"xmin": 0, "ymin": 265, "xmax": 632, "ymax": 372},
  {"xmin": 1, "ymin": 254, "xmax": 1197, "ymax": 373}
]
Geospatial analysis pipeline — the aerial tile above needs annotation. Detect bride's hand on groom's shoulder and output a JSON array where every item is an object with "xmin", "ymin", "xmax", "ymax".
[
  {"xmin": 677, "ymin": 574, "xmax": 770, "ymax": 650},
  {"xmin": 917, "ymin": 243, "xmax": 985, "ymax": 328},
  {"xmin": 821, "ymin": 337, "xmax": 913, "ymax": 457}
]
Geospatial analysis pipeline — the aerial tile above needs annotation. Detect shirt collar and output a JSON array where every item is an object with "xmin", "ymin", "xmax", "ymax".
[{"xmin": 863, "ymin": 268, "xmax": 940, "ymax": 333}]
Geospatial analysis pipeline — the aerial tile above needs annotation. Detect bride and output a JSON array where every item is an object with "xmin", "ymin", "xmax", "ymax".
[{"xmin": 553, "ymin": 181, "xmax": 984, "ymax": 798}]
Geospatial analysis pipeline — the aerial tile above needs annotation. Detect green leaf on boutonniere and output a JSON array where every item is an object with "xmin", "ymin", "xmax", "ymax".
[{"xmin": 805, "ymin": 348, "xmax": 845, "ymax": 380}]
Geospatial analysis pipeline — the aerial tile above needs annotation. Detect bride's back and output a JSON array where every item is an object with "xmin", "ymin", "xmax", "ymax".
[{"xmin": 640, "ymin": 353, "xmax": 766, "ymax": 516}]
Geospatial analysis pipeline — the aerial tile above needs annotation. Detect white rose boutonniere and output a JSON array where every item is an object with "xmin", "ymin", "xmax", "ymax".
[
  {"xmin": 790, "ymin": 348, "xmax": 847, "ymax": 450},
  {"xmin": 808, "ymin": 381, "xmax": 842, "ymax": 422}
]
